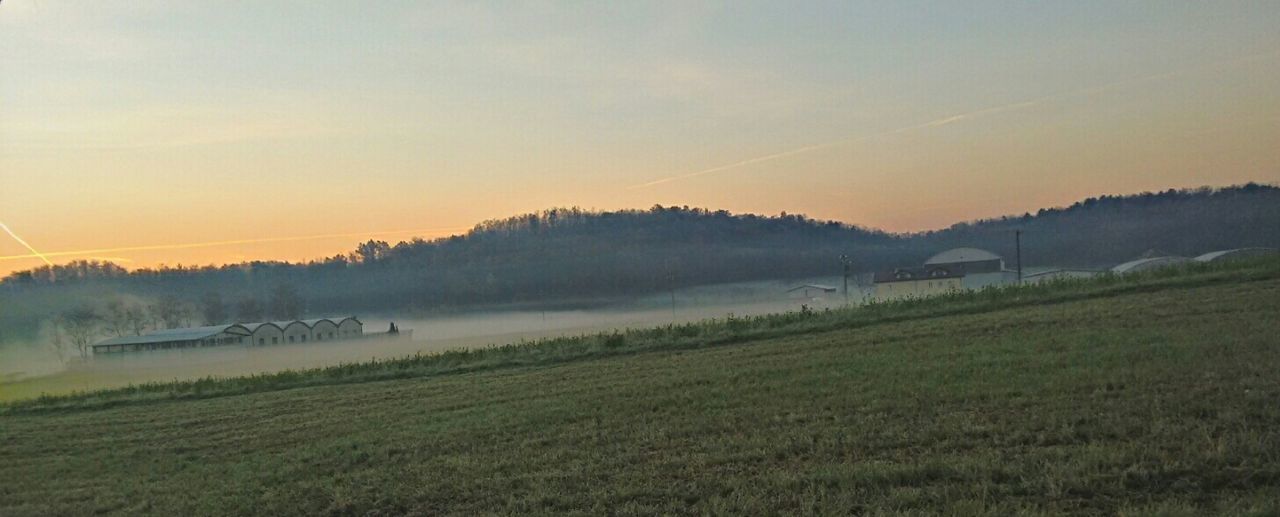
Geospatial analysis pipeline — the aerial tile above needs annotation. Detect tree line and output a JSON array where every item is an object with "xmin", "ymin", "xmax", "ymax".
[{"xmin": 3, "ymin": 183, "xmax": 1277, "ymax": 348}]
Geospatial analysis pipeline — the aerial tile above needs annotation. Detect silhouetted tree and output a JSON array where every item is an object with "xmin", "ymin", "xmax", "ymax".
[
  {"xmin": 125, "ymin": 303, "xmax": 148, "ymax": 336},
  {"xmin": 102, "ymin": 297, "xmax": 130, "ymax": 337},
  {"xmin": 353, "ymin": 240, "xmax": 391, "ymax": 265},
  {"xmin": 58, "ymin": 306, "xmax": 100, "ymax": 359}
]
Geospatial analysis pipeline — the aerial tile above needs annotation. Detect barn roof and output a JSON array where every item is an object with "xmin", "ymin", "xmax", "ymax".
[
  {"xmin": 1022, "ymin": 268, "xmax": 1102, "ymax": 279},
  {"xmin": 1194, "ymin": 248, "xmax": 1277, "ymax": 262},
  {"xmin": 925, "ymin": 248, "xmax": 1002, "ymax": 265},
  {"xmin": 786, "ymin": 284, "xmax": 837, "ymax": 293},
  {"xmin": 242, "ymin": 322, "xmax": 282, "ymax": 332},
  {"xmin": 1111, "ymin": 256, "xmax": 1190, "ymax": 274},
  {"xmin": 274, "ymin": 320, "xmax": 311, "ymax": 330},
  {"xmin": 92, "ymin": 324, "xmax": 247, "ymax": 348}
]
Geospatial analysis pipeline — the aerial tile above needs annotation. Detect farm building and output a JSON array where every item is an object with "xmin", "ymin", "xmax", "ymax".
[
  {"xmin": 924, "ymin": 248, "xmax": 1019, "ymax": 289},
  {"xmin": 873, "ymin": 266, "xmax": 964, "ymax": 300},
  {"xmin": 279, "ymin": 320, "xmax": 312, "ymax": 344},
  {"xmin": 92, "ymin": 317, "xmax": 364, "ymax": 355},
  {"xmin": 305, "ymin": 318, "xmax": 340, "ymax": 341},
  {"xmin": 245, "ymin": 322, "xmax": 284, "ymax": 346},
  {"xmin": 874, "ymin": 247, "xmax": 1018, "ymax": 300},
  {"xmin": 1111, "ymin": 256, "xmax": 1191, "ymax": 274},
  {"xmin": 337, "ymin": 317, "xmax": 363, "ymax": 338},
  {"xmin": 787, "ymin": 284, "xmax": 837, "ymax": 300},
  {"xmin": 91, "ymin": 324, "xmax": 253, "ymax": 354},
  {"xmin": 1195, "ymin": 248, "xmax": 1277, "ymax": 263}
]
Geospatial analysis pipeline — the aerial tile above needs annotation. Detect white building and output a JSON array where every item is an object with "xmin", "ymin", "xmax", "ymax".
[
  {"xmin": 924, "ymin": 248, "xmax": 1019, "ymax": 290},
  {"xmin": 91, "ymin": 324, "xmax": 253, "ymax": 354},
  {"xmin": 245, "ymin": 322, "xmax": 284, "ymax": 346},
  {"xmin": 93, "ymin": 317, "xmax": 366, "ymax": 355}
]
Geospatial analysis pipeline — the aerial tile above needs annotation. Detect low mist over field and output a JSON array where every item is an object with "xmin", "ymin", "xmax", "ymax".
[{"xmin": 0, "ymin": 277, "xmax": 861, "ymax": 399}]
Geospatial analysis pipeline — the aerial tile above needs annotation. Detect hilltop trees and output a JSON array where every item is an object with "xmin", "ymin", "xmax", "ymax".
[
  {"xmin": 0, "ymin": 184, "xmax": 1277, "ymax": 346},
  {"xmin": 353, "ymin": 240, "xmax": 391, "ymax": 265}
]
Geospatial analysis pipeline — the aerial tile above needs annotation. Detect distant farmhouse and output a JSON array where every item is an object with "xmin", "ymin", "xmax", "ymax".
[
  {"xmin": 873, "ymin": 248, "xmax": 1017, "ymax": 301},
  {"xmin": 786, "ymin": 284, "xmax": 837, "ymax": 300},
  {"xmin": 91, "ymin": 317, "xmax": 375, "ymax": 355}
]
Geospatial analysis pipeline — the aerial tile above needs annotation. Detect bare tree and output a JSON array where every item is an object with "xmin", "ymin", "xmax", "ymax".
[
  {"xmin": 46, "ymin": 318, "xmax": 70, "ymax": 364},
  {"xmin": 179, "ymin": 301, "xmax": 195, "ymax": 328},
  {"xmin": 145, "ymin": 301, "xmax": 163, "ymax": 329},
  {"xmin": 125, "ymin": 303, "xmax": 148, "ymax": 335},
  {"xmin": 102, "ymin": 297, "xmax": 129, "ymax": 337},
  {"xmin": 60, "ymin": 306, "xmax": 101, "ymax": 359},
  {"xmin": 155, "ymin": 294, "xmax": 185, "ymax": 329}
]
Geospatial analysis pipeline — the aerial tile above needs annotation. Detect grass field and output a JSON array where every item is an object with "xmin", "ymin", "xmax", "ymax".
[{"xmin": 3, "ymin": 261, "xmax": 1279, "ymax": 515}]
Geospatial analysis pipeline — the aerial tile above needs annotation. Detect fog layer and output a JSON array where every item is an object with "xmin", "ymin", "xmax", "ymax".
[{"xmin": 0, "ymin": 277, "xmax": 868, "ymax": 400}]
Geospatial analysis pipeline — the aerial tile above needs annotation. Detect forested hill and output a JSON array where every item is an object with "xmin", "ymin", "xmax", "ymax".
[
  {"xmin": 916, "ymin": 182, "xmax": 1280, "ymax": 266},
  {"xmin": 2, "ymin": 184, "xmax": 1277, "ymax": 343}
]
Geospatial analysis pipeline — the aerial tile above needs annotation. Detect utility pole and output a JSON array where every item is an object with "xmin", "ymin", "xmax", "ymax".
[
  {"xmin": 1015, "ymin": 230, "xmax": 1023, "ymax": 284},
  {"xmin": 840, "ymin": 254, "xmax": 852, "ymax": 305}
]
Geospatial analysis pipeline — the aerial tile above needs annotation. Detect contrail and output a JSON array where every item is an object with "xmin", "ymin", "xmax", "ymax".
[
  {"xmin": 628, "ymin": 143, "xmax": 836, "ymax": 189},
  {"xmin": 627, "ymin": 50, "xmax": 1280, "ymax": 190},
  {"xmin": 630, "ymin": 98, "xmax": 1039, "ymax": 190},
  {"xmin": 625, "ymin": 99, "xmax": 1044, "ymax": 190},
  {"xmin": 0, "ymin": 226, "xmax": 472, "ymax": 263},
  {"xmin": 0, "ymin": 221, "xmax": 54, "ymax": 266}
]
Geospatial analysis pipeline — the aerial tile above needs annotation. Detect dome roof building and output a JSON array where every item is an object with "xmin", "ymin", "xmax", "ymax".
[
  {"xmin": 1111, "ymin": 256, "xmax": 1190, "ymax": 274},
  {"xmin": 1194, "ymin": 248, "xmax": 1277, "ymax": 263},
  {"xmin": 925, "ymin": 247, "xmax": 1002, "ymax": 266}
]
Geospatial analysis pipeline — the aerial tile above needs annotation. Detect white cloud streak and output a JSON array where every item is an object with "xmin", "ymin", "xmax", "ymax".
[
  {"xmin": 628, "ymin": 50, "xmax": 1280, "ymax": 190},
  {"xmin": 0, "ymin": 227, "xmax": 473, "ymax": 264},
  {"xmin": 0, "ymin": 222, "xmax": 54, "ymax": 266}
]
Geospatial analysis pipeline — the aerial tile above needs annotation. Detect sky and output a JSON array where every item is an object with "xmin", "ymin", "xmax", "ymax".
[{"xmin": 1, "ymin": 1, "xmax": 1278, "ymax": 277}]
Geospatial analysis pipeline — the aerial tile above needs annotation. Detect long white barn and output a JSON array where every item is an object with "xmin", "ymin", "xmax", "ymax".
[{"xmin": 92, "ymin": 317, "xmax": 364, "ymax": 354}]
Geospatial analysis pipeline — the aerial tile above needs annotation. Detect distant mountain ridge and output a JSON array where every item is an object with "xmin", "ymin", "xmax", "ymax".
[{"xmin": 2, "ymin": 183, "xmax": 1277, "ymax": 344}]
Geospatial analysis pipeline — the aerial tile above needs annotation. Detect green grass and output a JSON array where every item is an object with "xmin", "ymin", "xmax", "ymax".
[{"xmin": 2, "ymin": 259, "xmax": 1279, "ymax": 515}]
